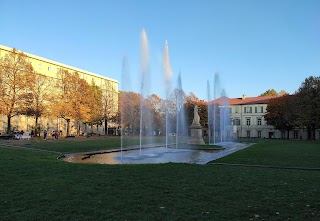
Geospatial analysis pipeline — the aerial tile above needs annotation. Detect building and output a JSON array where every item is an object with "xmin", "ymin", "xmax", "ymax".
[
  {"xmin": 214, "ymin": 95, "xmax": 320, "ymax": 140},
  {"xmin": 0, "ymin": 44, "xmax": 119, "ymax": 136},
  {"xmin": 229, "ymin": 95, "xmax": 278, "ymax": 139}
]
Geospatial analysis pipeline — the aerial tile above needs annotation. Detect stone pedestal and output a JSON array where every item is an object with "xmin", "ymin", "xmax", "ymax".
[{"xmin": 188, "ymin": 124, "xmax": 205, "ymax": 145}]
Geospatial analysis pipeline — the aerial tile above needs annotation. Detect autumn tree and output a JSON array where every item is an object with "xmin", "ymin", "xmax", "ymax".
[
  {"xmin": 185, "ymin": 93, "xmax": 208, "ymax": 127},
  {"xmin": 101, "ymin": 80, "xmax": 118, "ymax": 135},
  {"xmin": 0, "ymin": 48, "xmax": 34, "ymax": 134},
  {"xmin": 170, "ymin": 88, "xmax": 187, "ymax": 135},
  {"xmin": 20, "ymin": 72, "xmax": 52, "ymax": 136},
  {"xmin": 279, "ymin": 90, "xmax": 288, "ymax": 96},
  {"xmin": 259, "ymin": 89, "xmax": 278, "ymax": 97},
  {"xmin": 186, "ymin": 92, "xmax": 200, "ymax": 103},
  {"xmin": 264, "ymin": 94, "xmax": 297, "ymax": 139},
  {"xmin": 295, "ymin": 76, "xmax": 320, "ymax": 140},
  {"xmin": 51, "ymin": 70, "xmax": 93, "ymax": 136},
  {"xmin": 119, "ymin": 91, "xmax": 141, "ymax": 135},
  {"xmin": 146, "ymin": 94, "xmax": 165, "ymax": 134},
  {"xmin": 84, "ymin": 80, "xmax": 103, "ymax": 133}
]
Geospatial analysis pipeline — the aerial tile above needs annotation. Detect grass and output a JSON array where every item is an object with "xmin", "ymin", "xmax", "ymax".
[
  {"xmin": 2, "ymin": 136, "xmax": 173, "ymax": 153},
  {"xmin": 2, "ymin": 136, "xmax": 221, "ymax": 154},
  {"xmin": 0, "ymin": 138, "xmax": 319, "ymax": 220},
  {"xmin": 215, "ymin": 139, "xmax": 320, "ymax": 168}
]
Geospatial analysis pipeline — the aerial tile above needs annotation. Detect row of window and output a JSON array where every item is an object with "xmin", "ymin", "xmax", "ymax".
[
  {"xmin": 29, "ymin": 61, "xmax": 115, "ymax": 87},
  {"xmin": 246, "ymin": 130, "xmax": 262, "ymax": 138},
  {"xmin": 234, "ymin": 106, "xmax": 264, "ymax": 114},
  {"xmin": 233, "ymin": 118, "xmax": 262, "ymax": 126}
]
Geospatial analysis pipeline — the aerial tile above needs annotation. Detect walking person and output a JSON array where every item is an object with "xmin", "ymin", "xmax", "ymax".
[
  {"xmin": 54, "ymin": 131, "xmax": 58, "ymax": 140},
  {"xmin": 43, "ymin": 130, "xmax": 47, "ymax": 140}
]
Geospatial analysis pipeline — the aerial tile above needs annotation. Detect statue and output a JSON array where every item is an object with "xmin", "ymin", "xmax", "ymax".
[
  {"xmin": 189, "ymin": 105, "xmax": 205, "ymax": 145},
  {"xmin": 192, "ymin": 105, "xmax": 200, "ymax": 125}
]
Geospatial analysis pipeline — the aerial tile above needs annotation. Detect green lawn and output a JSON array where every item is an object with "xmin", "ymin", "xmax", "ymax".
[
  {"xmin": 215, "ymin": 139, "xmax": 320, "ymax": 168},
  {"xmin": 0, "ymin": 138, "xmax": 319, "ymax": 221}
]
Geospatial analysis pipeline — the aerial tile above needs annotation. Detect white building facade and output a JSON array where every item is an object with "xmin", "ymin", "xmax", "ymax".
[{"xmin": 228, "ymin": 95, "xmax": 320, "ymax": 140}]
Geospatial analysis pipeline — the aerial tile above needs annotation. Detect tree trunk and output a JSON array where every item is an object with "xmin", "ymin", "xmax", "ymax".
[
  {"xmin": 287, "ymin": 130, "xmax": 290, "ymax": 140},
  {"xmin": 35, "ymin": 116, "xmax": 39, "ymax": 137},
  {"xmin": 66, "ymin": 119, "xmax": 70, "ymax": 136},
  {"xmin": 7, "ymin": 115, "xmax": 11, "ymax": 134},
  {"xmin": 77, "ymin": 121, "xmax": 80, "ymax": 136},
  {"xmin": 104, "ymin": 118, "xmax": 108, "ymax": 135}
]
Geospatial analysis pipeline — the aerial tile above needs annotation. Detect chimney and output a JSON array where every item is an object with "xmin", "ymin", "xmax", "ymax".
[{"xmin": 242, "ymin": 95, "xmax": 246, "ymax": 100}]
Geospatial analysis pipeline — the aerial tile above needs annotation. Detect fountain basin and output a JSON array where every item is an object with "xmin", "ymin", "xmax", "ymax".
[{"xmin": 62, "ymin": 143, "xmax": 250, "ymax": 165}]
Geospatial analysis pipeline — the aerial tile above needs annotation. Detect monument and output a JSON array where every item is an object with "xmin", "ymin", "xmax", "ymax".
[{"xmin": 188, "ymin": 105, "xmax": 205, "ymax": 145}]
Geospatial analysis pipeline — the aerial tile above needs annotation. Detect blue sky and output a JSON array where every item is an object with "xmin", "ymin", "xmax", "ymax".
[{"xmin": 1, "ymin": 0, "xmax": 320, "ymax": 100}]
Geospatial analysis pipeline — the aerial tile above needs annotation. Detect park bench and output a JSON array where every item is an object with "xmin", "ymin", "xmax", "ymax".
[{"xmin": 20, "ymin": 135, "xmax": 31, "ymax": 140}]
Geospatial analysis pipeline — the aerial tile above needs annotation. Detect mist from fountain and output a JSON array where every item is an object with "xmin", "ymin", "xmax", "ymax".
[
  {"xmin": 175, "ymin": 73, "xmax": 187, "ymax": 148},
  {"xmin": 120, "ymin": 30, "xmax": 188, "ymax": 160},
  {"xmin": 163, "ymin": 40, "xmax": 172, "ymax": 152},
  {"xmin": 139, "ymin": 29, "xmax": 153, "ymax": 155},
  {"xmin": 208, "ymin": 72, "xmax": 232, "ymax": 144},
  {"xmin": 120, "ymin": 56, "xmax": 130, "ymax": 159}
]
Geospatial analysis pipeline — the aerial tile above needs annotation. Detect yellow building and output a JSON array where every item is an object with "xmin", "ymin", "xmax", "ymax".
[{"xmin": 0, "ymin": 44, "xmax": 119, "ymax": 136}]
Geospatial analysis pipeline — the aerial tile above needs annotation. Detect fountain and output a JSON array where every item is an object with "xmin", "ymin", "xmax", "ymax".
[
  {"xmin": 78, "ymin": 29, "xmax": 242, "ymax": 165},
  {"xmin": 175, "ymin": 73, "xmax": 188, "ymax": 148},
  {"xmin": 163, "ymin": 40, "xmax": 172, "ymax": 152},
  {"xmin": 120, "ymin": 56, "xmax": 130, "ymax": 160},
  {"xmin": 208, "ymin": 72, "xmax": 233, "ymax": 144}
]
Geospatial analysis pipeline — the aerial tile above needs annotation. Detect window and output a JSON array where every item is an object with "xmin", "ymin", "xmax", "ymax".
[
  {"xmin": 233, "ymin": 119, "xmax": 240, "ymax": 125},
  {"xmin": 247, "ymin": 130, "xmax": 251, "ymax": 138},
  {"xmin": 244, "ymin": 106, "xmax": 252, "ymax": 113},
  {"xmin": 255, "ymin": 106, "xmax": 263, "ymax": 113},
  {"xmin": 246, "ymin": 118, "xmax": 251, "ymax": 125},
  {"xmin": 257, "ymin": 118, "xmax": 262, "ymax": 125},
  {"xmin": 257, "ymin": 131, "xmax": 261, "ymax": 138},
  {"xmin": 48, "ymin": 66, "xmax": 52, "ymax": 71},
  {"xmin": 39, "ymin": 63, "xmax": 43, "ymax": 69},
  {"xmin": 235, "ymin": 106, "xmax": 239, "ymax": 113}
]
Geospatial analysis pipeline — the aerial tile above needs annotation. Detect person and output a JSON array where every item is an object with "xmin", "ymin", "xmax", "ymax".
[
  {"xmin": 54, "ymin": 131, "xmax": 58, "ymax": 140},
  {"xmin": 43, "ymin": 130, "xmax": 47, "ymax": 140}
]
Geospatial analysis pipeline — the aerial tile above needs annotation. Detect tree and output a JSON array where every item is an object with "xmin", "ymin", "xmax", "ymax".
[
  {"xmin": 51, "ymin": 69, "xmax": 93, "ymax": 136},
  {"xmin": 20, "ymin": 72, "xmax": 52, "ymax": 136},
  {"xmin": 279, "ymin": 90, "xmax": 288, "ymax": 96},
  {"xmin": 259, "ymin": 89, "xmax": 278, "ymax": 97},
  {"xmin": 119, "ymin": 91, "xmax": 141, "ymax": 135},
  {"xmin": 146, "ymin": 94, "xmax": 165, "ymax": 134},
  {"xmin": 101, "ymin": 80, "xmax": 118, "ymax": 135},
  {"xmin": 86, "ymin": 80, "xmax": 103, "ymax": 133},
  {"xmin": 185, "ymin": 94, "xmax": 208, "ymax": 128},
  {"xmin": 186, "ymin": 92, "xmax": 200, "ymax": 103},
  {"xmin": 295, "ymin": 76, "xmax": 320, "ymax": 140},
  {"xmin": 0, "ymin": 48, "xmax": 34, "ymax": 134},
  {"xmin": 264, "ymin": 94, "xmax": 297, "ymax": 139}
]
